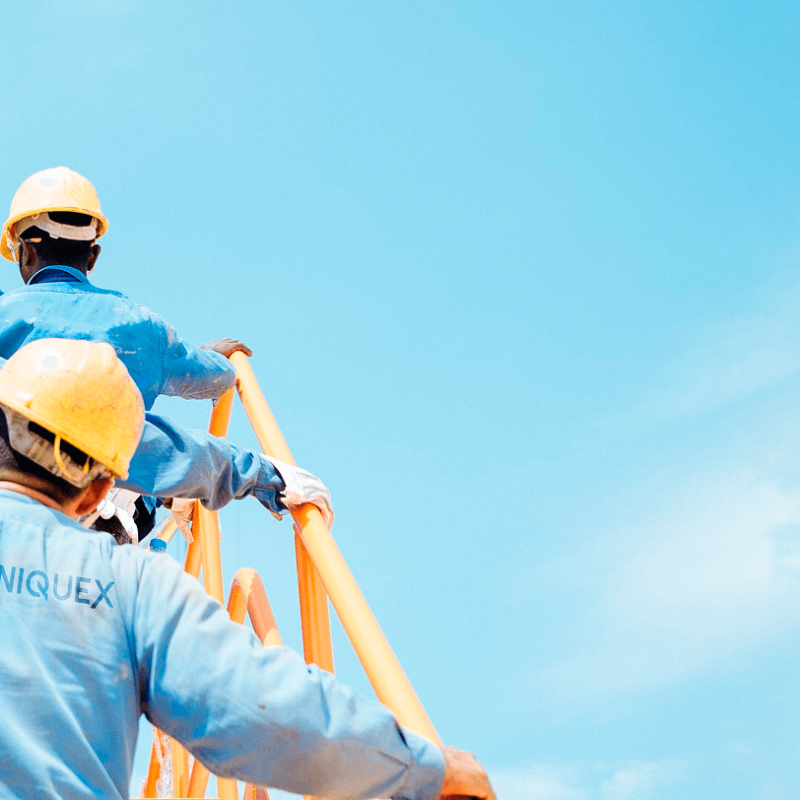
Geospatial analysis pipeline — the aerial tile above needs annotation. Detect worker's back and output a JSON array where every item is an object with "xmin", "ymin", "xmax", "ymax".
[
  {"xmin": 0, "ymin": 489, "xmax": 445, "ymax": 800},
  {"xmin": 0, "ymin": 490, "xmax": 141, "ymax": 799},
  {"xmin": 0, "ymin": 274, "xmax": 233, "ymax": 410}
]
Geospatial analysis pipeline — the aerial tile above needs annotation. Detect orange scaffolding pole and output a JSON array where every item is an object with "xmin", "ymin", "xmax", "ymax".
[
  {"xmin": 147, "ymin": 388, "xmax": 238, "ymax": 800},
  {"xmin": 230, "ymin": 352, "xmax": 441, "ymax": 746},
  {"xmin": 141, "ymin": 357, "xmax": 444, "ymax": 800}
]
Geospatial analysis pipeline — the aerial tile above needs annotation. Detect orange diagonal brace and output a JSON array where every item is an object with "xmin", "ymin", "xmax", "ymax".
[{"xmin": 230, "ymin": 352, "xmax": 441, "ymax": 746}]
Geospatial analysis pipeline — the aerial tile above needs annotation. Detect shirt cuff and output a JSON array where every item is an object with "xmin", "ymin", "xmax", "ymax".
[
  {"xmin": 253, "ymin": 453, "xmax": 289, "ymax": 515},
  {"xmin": 394, "ymin": 727, "xmax": 446, "ymax": 800}
]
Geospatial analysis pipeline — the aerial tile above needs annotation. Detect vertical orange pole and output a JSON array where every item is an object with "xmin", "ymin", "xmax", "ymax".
[
  {"xmin": 230, "ymin": 352, "xmax": 441, "ymax": 745},
  {"xmin": 142, "ymin": 740, "xmax": 160, "ymax": 797},
  {"xmin": 186, "ymin": 505, "xmax": 235, "ymax": 800},
  {"xmin": 186, "ymin": 389, "xmax": 240, "ymax": 800},
  {"xmin": 294, "ymin": 529, "xmax": 334, "ymax": 672},
  {"xmin": 184, "ymin": 525, "xmax": 203, "ymax": 577},
  {"xmin": 186, "ymin": 759, "xmax": 211, "ymax": 799},
  {"xmin": 170, "ymin": 737, "xmax": 190, "ymax": 798},
  {"xmin": 209, "ymin": 387, "xmax": 235, "ymax": 437},
  {"xmin": 145, "ymin": 392, "xmax": 238, "ymax": 800},
  {"xmin": 196, "ymin": 388, "xmax": 234, "ymax": 602},
  {"xmin": 196, "ymin": 504, "xmax": 224, "ymax": 600}
]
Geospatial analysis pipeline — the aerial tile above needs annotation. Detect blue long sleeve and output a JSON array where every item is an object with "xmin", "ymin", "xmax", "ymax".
[
  {"xmin": 159, "ymin": 319, "xmax": 236, "ymax": 400},
  {"xmin": 119, "ymin": 412, "xmax": 287, "ymax": 513},
  {"xmin": 125, "ymin": 549, "xmax": 445, "ymax": 799},
  {"xmin": 0, "ymin": 351, "xmax": 280, "ymax": 512}
]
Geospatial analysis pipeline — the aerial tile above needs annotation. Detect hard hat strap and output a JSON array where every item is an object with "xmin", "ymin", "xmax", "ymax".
[
  {"xmin": 52, "ymin": 433, "xmax": 90, "ymax": 484},
  {"xmin": 2, "ymin": 405, "xmax": 112, "ymax": 488},
  {"xmin": 17, "ymin": 213, "xmax": 98, "ymax": 243}
]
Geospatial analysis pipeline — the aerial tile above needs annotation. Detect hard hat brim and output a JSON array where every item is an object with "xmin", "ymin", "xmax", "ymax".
[
  {"xmin": 1, "ymin": 206, "xmax": 109, "ymax": 262},
  {"xmin": 0, "ymin": 392, "xmax": 128, "ymax": 480}
]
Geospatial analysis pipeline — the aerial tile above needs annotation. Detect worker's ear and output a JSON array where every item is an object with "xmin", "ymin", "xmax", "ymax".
[
  {"xmin": 74, "ymin": 476, "xmax": 114, "ymax": 517},
  {"xmin": 86, "ymin": 243, "xmax": 101, "ymax": 275},
  {"xmin": 18, "ymin": 240, "xmax": 31, "ymax": 269}
]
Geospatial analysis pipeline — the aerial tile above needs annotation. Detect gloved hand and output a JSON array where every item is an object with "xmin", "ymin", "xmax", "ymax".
[
  {"xmin": 82, "ymin": 487, "xmax": 139, "ymax": 544},
  {"xmin": 168, "ymin": 498, "xmax": 197, "ymax": 543},
  {"xmin": 263, "ymin": 455, "xmax": 334, "ymax": 529}
]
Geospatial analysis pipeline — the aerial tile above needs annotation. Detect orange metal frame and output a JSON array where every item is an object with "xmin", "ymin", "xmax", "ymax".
[{"xmin": 138, "ymin": 354, "xmax": 441, "ymax": 800}]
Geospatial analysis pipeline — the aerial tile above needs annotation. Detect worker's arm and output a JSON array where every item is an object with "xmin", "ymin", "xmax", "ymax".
[
  {"xmin": 157, "ymin": 317, "xmax": 238, "ymax": 400},
  {"xmin": 123, "ymin": 552, "xmax": 446, "ymax": 800},
  {"xmin": 117, "ymin": 412, "xmax": 287, "ymax": 513}
]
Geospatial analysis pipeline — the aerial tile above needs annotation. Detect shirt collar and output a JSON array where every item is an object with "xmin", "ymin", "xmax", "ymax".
[{"xmin": 27, "ymin": 265, "xmax": 90, "ymax": 286}]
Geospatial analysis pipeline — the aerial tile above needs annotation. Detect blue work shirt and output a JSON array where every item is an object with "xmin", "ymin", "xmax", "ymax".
[
  {"xmin": 0, "ymin": 490, "xmax": 444, "ymax": 800},
  {"xmin": 0, "ymin": 267, "xmax": 235, "ymax": 409},
  {"xmin": 124, "ymin": 412, "xmax": 287, "ymax": 513}
]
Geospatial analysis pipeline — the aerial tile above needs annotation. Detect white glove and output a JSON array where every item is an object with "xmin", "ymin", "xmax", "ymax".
[
  {"xmin": 87, "ymin": 488, "xmax": 139, "ymax": 543},
  {"xmin": 263, "ymin": 455, "xmax": 334, "ymax": 529}
]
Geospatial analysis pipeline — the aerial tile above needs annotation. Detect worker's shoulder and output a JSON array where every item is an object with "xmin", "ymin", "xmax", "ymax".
[
  {"xmin": 0, "ymin": 282, "xmax": 169, "ymax": 324},
  {"xmin": 0, "ymin": 281, "xmax": 128, "ymax": 302}
]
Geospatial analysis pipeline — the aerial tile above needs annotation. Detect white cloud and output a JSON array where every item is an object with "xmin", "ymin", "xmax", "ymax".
[
  {"xmin": 641, "ymin": 282, "xmax": 800, "ymax": 419},
  {"xmin": 525, "ymin": 272, "xmax": 800, "ymax": 705},
  {"xmin": 532, "ymin": 470, "xmax": 800, "ymax": 703},
  {"xmin": 488, "ymin": 767, "xmax": 584, "ymax": 800},
  {"xmin": 487, "ymin": 760, "xmax": 685, "ymax": 800},
  {"xmin": 598, "ymin": 760, "xmax": 685, "ymax": 800}
]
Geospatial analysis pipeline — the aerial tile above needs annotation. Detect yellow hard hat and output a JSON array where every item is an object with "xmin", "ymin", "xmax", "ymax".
[
  {"xmin": 0, "ymin": 338, "xmax": 144, "ymax": 480},
  {"xmin": 1, "ymin": 167, "xmax": 109, "ymax": 262}
]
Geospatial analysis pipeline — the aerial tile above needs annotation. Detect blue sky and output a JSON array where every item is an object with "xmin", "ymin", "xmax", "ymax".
[{"xmin": 3, "ymin": 1, "xmax": 800, "ymax": 798}]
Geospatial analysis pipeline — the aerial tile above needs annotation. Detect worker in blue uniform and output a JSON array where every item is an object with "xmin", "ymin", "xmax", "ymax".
[
  {"xmin": 0, "ymin": 167, "xmax": 332, "ymax": 541},
  {"xmin": 0, "ymin": 167, "xmax": 245, "ymax": 410},
  {"xmin": 0, "ymin": 337, "xmax": 494, "ymax": 800}
]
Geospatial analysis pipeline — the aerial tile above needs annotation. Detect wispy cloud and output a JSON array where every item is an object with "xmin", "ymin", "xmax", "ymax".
[
  {"xmin": 641, "ymin": 281, "xmax": 800, "ymax": 419},
  {"xmin": 597, "ymin": 760, "xmax": 686, "ymax": 800},
  {"xmin": 488, "ymin": 760, "xmax": 685, "ymax": 800},
  {"xmin": 488, "ymin": 766, "xmax": 584, "ymax": 799},
  {"xmin": 532, "ymin": 471, "xmax": 800, "ymax": 703},
  {"xmin": 522, "ymin": 272, "xmax": 800, "ymax": 706}
]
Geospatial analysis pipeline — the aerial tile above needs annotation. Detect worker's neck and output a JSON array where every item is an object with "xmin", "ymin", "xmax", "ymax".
[
  {"xmin": 31, "ymin": 262, "xmax": 88, "ymax": 278},
  {"xmin": 22, "ymin": 262, "xmax": 89, "ymax": 285},
  {"xmin": 0, "ymin": 481, "xmax": 74, "ymax": 516}
]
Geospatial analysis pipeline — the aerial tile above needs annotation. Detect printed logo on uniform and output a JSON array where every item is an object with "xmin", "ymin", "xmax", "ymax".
[{"xmin": 0, "ymin": 565, "xmax": 114, "ymax": 609}]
